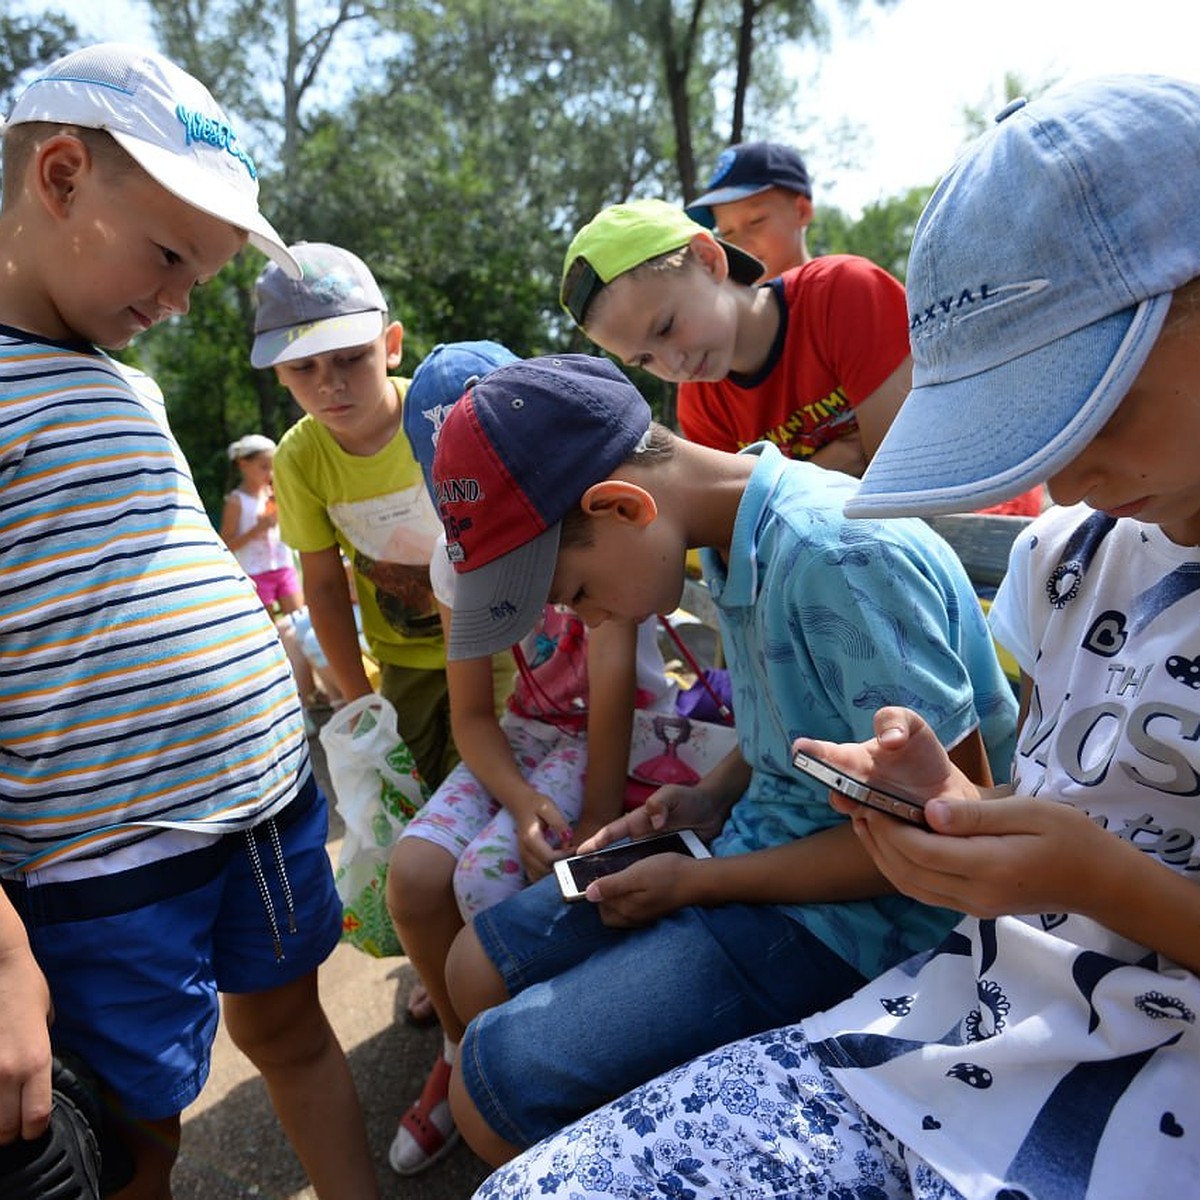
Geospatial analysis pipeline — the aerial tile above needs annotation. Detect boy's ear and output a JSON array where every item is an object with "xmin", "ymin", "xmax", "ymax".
[
  {"xmin": 793, "ymin": 194, "xmax": 815, "ymax": 229},
  {"xmin": 688, "ymin": 232, "xmax": 730, "ymax": 283},
  {"xmin": 579, "ymin": 479, "xmax": 658, "ymax": 526},
  {"xmin": 384, "ymin": 320, "xmax": 404, "ymax": 369},
  {"xmin": 36, "ymin": 134, "xmax": 90, "ymax": 218}
]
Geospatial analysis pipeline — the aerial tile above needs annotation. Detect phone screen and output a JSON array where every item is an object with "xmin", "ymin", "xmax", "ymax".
[{"xmin": 565, "ymin": 832, "xmax": 699, "ymax": 890}]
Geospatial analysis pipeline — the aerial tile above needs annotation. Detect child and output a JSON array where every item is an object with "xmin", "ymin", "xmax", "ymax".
[
  {"xmin": 561, "ymin": 196, "xmax": 908, "ymax": 476},
  {"xmin": 563, "ymin": 196, "xmax": 1044, "ymax": 514},
  {"xmin": 252, "ymin": 242, "xmax": 458, "ymax": 791},
  {"xmin": 220, "ymin": 433, "xmax": 304, "ymax": 616},
  {"xmin": 385, "ymin": 342, "xmax": 677, "ymax": 1174},
  {"xmin": 0, "ymin": 43, "xmax": 376, "ymax": 1199},
  {"xmin": 685, "ymin": 139, "xmax": 815, "ymax": 278},
  {"xmin": 473, "ymin": 73, "xmax": 1200, "ymax": 1200},
  {"xmin": 426, "ymin": 353, "xmax": 1016, "ymax": 1166}
]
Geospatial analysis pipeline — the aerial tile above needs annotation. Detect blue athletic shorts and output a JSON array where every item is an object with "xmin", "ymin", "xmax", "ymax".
[
  {"xmin": 3, "ymin": 777, "xmax": 342, "ymax": 1121},
  {"xmin": 459, "ymin": 872, "xmax": 867, "ymax": 1147}
]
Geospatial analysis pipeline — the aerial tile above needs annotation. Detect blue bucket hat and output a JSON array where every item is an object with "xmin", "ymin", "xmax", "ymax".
[
  {"xmin": 847, "ymin": 74, "xmax": 1200, "ymax": 518},
  {"xmin": 403, "ymin": 341, "xmax": 519, "ymax": 498}
]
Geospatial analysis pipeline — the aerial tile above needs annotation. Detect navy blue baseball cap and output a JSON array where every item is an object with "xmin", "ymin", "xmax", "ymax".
[
  {"xmin": 686, "ymin": 141, "xmax": 812, "ymax": 228},
  {"xmin": 403, "ymin": 341, "xmax": 519, "ymax": 498}
]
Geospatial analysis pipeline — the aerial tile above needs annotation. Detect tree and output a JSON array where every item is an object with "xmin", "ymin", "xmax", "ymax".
[
  {"xmin": 812, "ymin": 185, "xmax": 932, "ymax": 281},
  {"xmin": 0, "ymin": 6, "xmax": 77, "ymax": 118}
]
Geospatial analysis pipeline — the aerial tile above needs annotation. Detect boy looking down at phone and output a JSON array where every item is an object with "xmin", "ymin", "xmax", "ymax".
[
  {"xmin": 426, "ymin": 353, "xmax": 1017, "ymax": 1165},
  {"xmin": 474, "ymin": 73, "xmax": 1200, "ymax": 1200}
]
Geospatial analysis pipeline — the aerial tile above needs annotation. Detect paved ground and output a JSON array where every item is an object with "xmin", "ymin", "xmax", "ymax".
[{"xmin": 172, "ymin": 717, "xmax": 492, "ymax": 1199}]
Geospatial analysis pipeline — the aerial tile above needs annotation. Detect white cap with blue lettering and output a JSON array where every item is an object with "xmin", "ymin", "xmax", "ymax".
[{"xmin": 6, "ymin": 42, "xmax": 300, "ymax": 278}]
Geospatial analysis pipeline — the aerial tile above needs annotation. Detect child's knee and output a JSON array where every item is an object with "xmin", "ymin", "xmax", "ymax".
[
  {"xmin": 445, "ymin": 923, "xmax": 506, "ymax": 1024},
  {"xmin": 386, "ymin": 836, "xmax": 455, "ymax": 923}
]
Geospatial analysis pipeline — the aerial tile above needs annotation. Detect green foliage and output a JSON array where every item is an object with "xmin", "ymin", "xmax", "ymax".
[
  {"xmin": 106, "ymin": 0, "xmax": 921, "ymax": 513},
  {"xmin": 0, "ymin": 6, "xmax": 77, "ymax": 118},
  {"xmin": 812, "ymin": 184, "xmax": 934, "ymax": 281}
]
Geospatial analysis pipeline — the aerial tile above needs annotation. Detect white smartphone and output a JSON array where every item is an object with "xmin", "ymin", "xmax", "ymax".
[
  {"xmin": 554, "ymin": 828, "xmax": 711, "ymax": 902},
  {"xmin": 791, "ymin": 748, "xmax": 929, "ymax": 827}
]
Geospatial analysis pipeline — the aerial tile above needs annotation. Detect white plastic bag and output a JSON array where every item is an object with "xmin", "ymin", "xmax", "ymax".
[{"xmin": 318, "ymin": 694, "xmax": 428, "ymax": 957}]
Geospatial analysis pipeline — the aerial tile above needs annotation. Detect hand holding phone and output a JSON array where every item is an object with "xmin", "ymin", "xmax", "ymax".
[
  {"xmin": 554, "ymin": 828, "xmax": 711, "ymax": 902},
  {"xmin": 791, "ymin": 748, "xmax": 929, "ymax": 827}
]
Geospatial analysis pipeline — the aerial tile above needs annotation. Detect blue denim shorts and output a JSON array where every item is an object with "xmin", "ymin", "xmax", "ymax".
[
  {"xmin": 459, "ymin": 873, "xmax": 867, "ymax": 1147},
  {"xmin": 4, "ymin": 778, "xmax": 342, "ymax": 1121}
]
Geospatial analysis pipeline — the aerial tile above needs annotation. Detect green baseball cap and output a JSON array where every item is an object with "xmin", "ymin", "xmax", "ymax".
[{"xmin": 560, "ymin": 198, "xmax": 765, "ymax": 326}]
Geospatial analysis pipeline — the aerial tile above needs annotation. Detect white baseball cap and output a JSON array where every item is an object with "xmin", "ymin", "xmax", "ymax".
[{"xmin": 6, "ymin": 42, "xmax": 299, "ymax": 278}]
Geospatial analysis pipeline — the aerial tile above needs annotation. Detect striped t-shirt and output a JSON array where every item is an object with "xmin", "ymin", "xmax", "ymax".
[{"xmin": 0, "ymin": 329, "xmax": 309, "ymax": 877}]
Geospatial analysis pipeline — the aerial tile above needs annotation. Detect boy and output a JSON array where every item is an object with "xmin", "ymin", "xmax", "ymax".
[
  {"xmin": 426, "ymin": 354, "xmax": 1016, "ymax": 1164},
  {"xmin": 253, "ymin": 242, "xmax": 457, "ymax": 792},
  {"xmin": 474, "ymin": 73, "xmax": 1200, "ymax": 1200},
  {"xmin": 0, "ymin": 43, "xmax": 376, "ymax": 1198},
  {"xmin": 686, "ymin": 139, "xmax": 815, "ymax": 278},
  {"xmin": 562, "ymin": 197, "xmax": 909, "ymax": 477}
]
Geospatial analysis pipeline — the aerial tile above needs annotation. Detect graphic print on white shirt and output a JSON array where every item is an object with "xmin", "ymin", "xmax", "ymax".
[{"xmin": 805, "ymin": 505, "xmax": 1200, "ymax": 1200}]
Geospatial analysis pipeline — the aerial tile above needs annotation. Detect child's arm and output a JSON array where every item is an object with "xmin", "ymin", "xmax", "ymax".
[
  {"xmin": 300, "ymin": 546, "xmax": 374, "ymax": 703},
  {"xmin": 442, "ymin": 604, "xmax": 572, "ymax": 878},
  {"xmin": 848, "ymin": 355, "xmax": 912, "ymax": 464},
  {"xmin": 0, "ymin": 893, "xmax": 53, "ymax": 1142},
  {"xmin": 574, "ymin": 618, "xmax": 640, "ymax": 844},
  {"xmin": 574, "ymin": 725, "xmax": 994, "ymax": 924}
]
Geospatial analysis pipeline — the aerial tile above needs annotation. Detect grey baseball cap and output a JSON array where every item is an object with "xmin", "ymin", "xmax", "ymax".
[{"xmin": 251, "ymin": 242, "xmax": 387, "ymax": 368}]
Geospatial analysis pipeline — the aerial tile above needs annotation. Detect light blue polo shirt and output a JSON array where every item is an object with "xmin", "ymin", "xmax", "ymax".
[{"xmin": 703, "ymin": 443, "xmax": 1016, "ymax": 978}]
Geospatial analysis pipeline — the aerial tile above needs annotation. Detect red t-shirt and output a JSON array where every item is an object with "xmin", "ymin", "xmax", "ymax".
[{"xmin": 676, "ymin": 255, "xmax": 909, "ymax": 460}]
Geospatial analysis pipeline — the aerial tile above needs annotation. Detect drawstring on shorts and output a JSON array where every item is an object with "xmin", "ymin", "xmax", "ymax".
[{"xmin": 244, "ymin": 818, "xmax": 297, "ymax": 961}]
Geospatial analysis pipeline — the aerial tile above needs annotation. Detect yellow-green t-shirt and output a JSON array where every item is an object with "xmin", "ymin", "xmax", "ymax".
[{"xmin": 274, "ymin": 378, "xmax": 446, "ymax": 670}]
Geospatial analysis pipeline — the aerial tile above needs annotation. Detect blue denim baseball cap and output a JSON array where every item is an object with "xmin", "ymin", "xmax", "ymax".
[
  {"xmin": 403, "ymin": 341, "xmax": 519, "ymax": 498},
  {"xmin": 685, "ymin": 141, "xmax": 811, "ymax": 228},
  {"xmin": 846, "ymin": 74, "xmax": 1200, "ymax": 519}
]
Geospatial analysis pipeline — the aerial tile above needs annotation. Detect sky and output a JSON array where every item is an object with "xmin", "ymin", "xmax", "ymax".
[
  {"xmin": 56, "ymin": 0, "xmax": 1200, "ymax": 216},
  {"xmin": 783, "ymin": 0, "xmax": 1200, "ymax": 213}
]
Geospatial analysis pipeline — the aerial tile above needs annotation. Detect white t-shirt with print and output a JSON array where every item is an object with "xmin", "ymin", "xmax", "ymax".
[{"xmin": 804, "ymin": 503, "xmax": 1200, "ymax": 1199}]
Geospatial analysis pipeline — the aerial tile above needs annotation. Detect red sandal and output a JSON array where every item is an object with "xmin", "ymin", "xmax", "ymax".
[{"xmin": 388, "ymin": 1054, "xmax": 461, "ymax": 1175}]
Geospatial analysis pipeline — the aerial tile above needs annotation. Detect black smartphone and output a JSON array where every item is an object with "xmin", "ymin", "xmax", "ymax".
[
  {"xmin": 791, "ymin": 748, "xmax": 929, "ymax": 826},
  {"xmin": 554, "ymin": 829, "xmax": 711, "ymax": 901}
]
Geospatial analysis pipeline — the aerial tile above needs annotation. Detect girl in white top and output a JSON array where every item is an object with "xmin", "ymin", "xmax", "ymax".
[{"xmin": 220, "ymin": 433, "xmax": 303, "ymax": 614}]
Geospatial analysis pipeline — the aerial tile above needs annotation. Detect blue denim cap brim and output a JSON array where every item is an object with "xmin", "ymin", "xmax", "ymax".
[{"xmin": 846, "ymin": 298, "xmax": 1168, "ymax": 517}]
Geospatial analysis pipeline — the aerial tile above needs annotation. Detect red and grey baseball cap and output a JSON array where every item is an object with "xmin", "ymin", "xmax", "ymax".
[{"xmin": 430, "ymin": 354, "xmax": 652, "ymax": 660}]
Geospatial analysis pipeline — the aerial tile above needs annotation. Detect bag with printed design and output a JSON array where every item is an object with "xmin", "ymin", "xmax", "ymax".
[
  {"xmin": 623, "ymin": 710, "xmax": 740, "ymax": 810},
  {"xmin": 318, "ymin": 694, "xmax": 429, "ymax": 957}
]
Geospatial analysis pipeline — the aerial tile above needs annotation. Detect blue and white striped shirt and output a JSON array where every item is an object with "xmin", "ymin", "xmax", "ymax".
[{"xmin": 0, "ymin": 330, "xmax": 309, "ymax": 876}]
